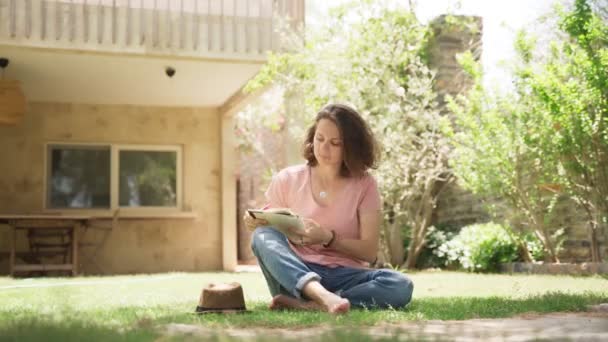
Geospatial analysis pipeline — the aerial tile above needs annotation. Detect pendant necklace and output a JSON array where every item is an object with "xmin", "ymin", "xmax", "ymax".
[{"xmin": 311, "ymin": 166, "xmax": 329, "ymax": 199}]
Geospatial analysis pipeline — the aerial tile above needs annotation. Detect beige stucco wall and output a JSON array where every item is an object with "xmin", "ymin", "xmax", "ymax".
[{"xmin": 0, "ymin": 102, "xmax": 224, "ymax": 275}]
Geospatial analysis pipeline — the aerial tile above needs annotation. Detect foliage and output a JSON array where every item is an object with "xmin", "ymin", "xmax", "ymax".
[
  {"xmin": 525, "ymin": 0, "xmax": 608, "ymax": 261},
  {"xmin": 49, "ymin": 147, "xmax": 111, "ymax": 208},
  {"xmin": 239, "ymin": 0, "xmax": 453, "ymax": 269},
  {"xmin": 446, "ymin": 49, "xmax": 563, "ymax": 262},
  {"xmin": 408, "ymin": 224, "xmax": 458, "ymax": 269},
  {"xmin": 234, "ymin": 87, "xmax": 289, "ymax": 177},
  {"xmin": 435, "ymin": 222, "xmax": 520, "ymax": 272},
  {"xmin": 447, "ymin": 0, "xmax": 607, "ymax": 262},
  {"xmin": 119, "ymin": 151, "xmax": 177, "ymax": 207}
]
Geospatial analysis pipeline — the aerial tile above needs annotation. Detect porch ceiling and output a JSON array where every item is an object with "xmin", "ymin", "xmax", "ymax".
[{"xmin": 0, "ymin": 45, "xmax": 264, "ymax": 107}]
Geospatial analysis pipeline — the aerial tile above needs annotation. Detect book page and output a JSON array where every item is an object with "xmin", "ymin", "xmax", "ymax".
[{"xmin": 247, "ymin": 208, "xmax": 304, "ymax": 234}]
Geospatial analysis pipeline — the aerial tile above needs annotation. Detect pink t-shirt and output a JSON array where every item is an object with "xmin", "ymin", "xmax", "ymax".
[{"xmin": 265, "ymin": 164, "xmax": 381, "ymax": 268}]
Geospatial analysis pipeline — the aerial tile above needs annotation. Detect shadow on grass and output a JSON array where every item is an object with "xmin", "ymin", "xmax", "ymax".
[
  {"xmin": 0, "ymin": 320, "xmax": 450, "ymax": 342},
  {"xmin": 0, "ymin": 321, "xmax": 158, "ymax": 342},
  {"xmin": 152, "ymin": 291, "xmax": 608, "ymax": 327},
  {"xmin": 0, "ymin": 292, "xmax": 606, "ymax": 341}
]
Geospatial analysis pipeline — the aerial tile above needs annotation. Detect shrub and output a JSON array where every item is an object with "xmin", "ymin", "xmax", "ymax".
[
  {"xmin": 522, "ymin": 232, "xmax": 545, "ymax": 262},
  {"xmin": 414, "ymin": 225, "xmax": 458, "ymax": 269},
  {"xmin": 435, "ymin": 222, "xmax": 519, "ymax": 272}
]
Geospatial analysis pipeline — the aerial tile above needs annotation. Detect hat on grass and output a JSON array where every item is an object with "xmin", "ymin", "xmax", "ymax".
[{"xmin": 195, "ymin": 282, "xmax": 248, "ymax": 314}]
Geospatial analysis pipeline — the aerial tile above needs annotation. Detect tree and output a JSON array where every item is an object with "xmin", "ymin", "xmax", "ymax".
[
  {"xmin": 526, "ymin": 0, "xmax": 607, "ymax": 261},
  {"xmin": 448, "ymin": 0, "xmax": 607, "ymax": 262},
  {"xmin": 447, "ymin": 47, "xmax": 562, "ymax": 262},
  {"xmin": 240, "ymin": 1, "xmax": 452, "ymax": 268}
]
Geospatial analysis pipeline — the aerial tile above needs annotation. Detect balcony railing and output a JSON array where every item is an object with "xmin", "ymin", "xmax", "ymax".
[{"xmin": 0, "ymin": 0, "xmax": 305, "ymax": 60}]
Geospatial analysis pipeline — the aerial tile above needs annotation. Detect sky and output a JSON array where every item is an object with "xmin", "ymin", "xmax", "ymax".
[{"xmin": 306, "ymin": 0, "xmax": 561, "ymax": 90}]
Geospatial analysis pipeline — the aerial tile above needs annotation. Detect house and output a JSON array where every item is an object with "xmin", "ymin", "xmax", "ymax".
[{"xmin": 0, "ymin": 0, "xmax": 304, "ymax": 275}]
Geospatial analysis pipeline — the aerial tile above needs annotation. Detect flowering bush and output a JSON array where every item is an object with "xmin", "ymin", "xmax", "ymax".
[
  {"xmin": 412, "ymin": 225, "xmax": 458, "ymax": 269},
  {"xmin": 435, "ymin": 222, "xmax": 519, "ymax": 272}
]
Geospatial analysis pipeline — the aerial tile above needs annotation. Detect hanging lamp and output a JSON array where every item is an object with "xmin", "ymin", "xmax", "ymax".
[{"xmin": 0, "ymin": 58, "xmax": 26, "ymax": 125}]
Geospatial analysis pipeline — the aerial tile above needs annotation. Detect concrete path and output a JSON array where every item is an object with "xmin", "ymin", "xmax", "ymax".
[{"xmin": 164, "ymin": 310, "xmax": 608, "ymax": 341}]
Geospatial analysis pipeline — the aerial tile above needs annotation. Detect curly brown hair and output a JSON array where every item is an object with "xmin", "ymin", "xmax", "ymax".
[{"xmin": 303, "ymin": 104, "xmax": 379, "ymax": 178}]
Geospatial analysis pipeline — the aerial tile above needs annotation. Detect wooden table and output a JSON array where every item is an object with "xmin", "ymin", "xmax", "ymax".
[{"xmin": 0, "ymin": 215, "xmax": 90, "ymax": 276}]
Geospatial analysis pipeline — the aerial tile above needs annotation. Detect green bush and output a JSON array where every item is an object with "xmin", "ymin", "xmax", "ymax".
[{"xmin": 435, "ymin": 222, "xmax": 519, "ymax": 272}]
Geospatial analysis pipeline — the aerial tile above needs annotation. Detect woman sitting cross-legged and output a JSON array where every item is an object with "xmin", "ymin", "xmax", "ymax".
[{"xmin": 243, "ymin": 103, "xmax": 414, "ymax": 314}]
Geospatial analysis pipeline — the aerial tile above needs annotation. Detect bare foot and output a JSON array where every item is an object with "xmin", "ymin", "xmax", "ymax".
[
  {"xmin": 269, "ymin": 294, "xmax": 350, "ymax": 315},
  {"xmin": 324, "ymin": 297, "xmax": 350, "ymax": 314},
  {"xmin": 269, "ymin": 294, "xmax": 321, "ymax": 311}
]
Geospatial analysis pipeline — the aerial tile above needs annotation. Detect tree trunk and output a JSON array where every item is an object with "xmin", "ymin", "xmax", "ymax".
[
  {"xmin": 402, "ymin": 177, "xmax": 450, "ymax": 270},
  {"xmin": 534, "ymin": 229, "xmax": 559, "ymax": 263},
  {"xmin": 375, "ymin": 250, "xmax": 387, "ymax": 268},
  {"xmin": 511, "ymin": 224, "xmax": 534, "ymax": 262},
  {"xmin": 542, "ymin": 230, "xmax": 559, "ymax": 263},
  {"xmin": 532, "ymin": 213, "xmax": 559, "ymax": 263},
  {"xmin": 582, "ymin": 203, "xmax": 602, "ymax": 262},
  {"xmin": 517, "ymin": 240, "xmax": 534, "ymax": 262},
  {"xmin": 404, "ymin": 237, "xmax": 422, "ymax": 269},
  {"xmin": 589, "ymin": 221, "xmax": 601, "ymax": 262},
  {"xmin": 388, "ymin": 221, "xmax": 405, "ymax": 266},
  {"xmin": 403, "ymin": 201, "xmax": 433, "ymax": 269}
]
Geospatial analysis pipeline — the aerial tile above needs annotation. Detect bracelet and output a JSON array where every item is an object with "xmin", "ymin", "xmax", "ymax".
[{"xmin": 322, "ymin": 230, "xmax": 336, "ymax": 248}]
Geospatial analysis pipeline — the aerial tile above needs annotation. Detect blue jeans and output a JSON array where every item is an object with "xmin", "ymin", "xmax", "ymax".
[{"xmin": 250, "ymin": 227, "xmax": 414, "ymax": 309}]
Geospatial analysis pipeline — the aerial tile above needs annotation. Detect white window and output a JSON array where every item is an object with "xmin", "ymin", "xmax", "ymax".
[{"xmin": 46, "ymin": 144, "xmax": 182, "ymax": 212}]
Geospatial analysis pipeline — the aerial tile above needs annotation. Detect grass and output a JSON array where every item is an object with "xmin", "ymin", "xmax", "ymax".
[{"xmin": 0, "ymin": 270, "xmax": 606, "ymax": 341}]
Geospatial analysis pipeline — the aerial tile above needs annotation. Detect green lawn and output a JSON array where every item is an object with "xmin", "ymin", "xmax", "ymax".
[{"xmin": 0, "ymin": 271, "xmax": 606, "ymax": 341}]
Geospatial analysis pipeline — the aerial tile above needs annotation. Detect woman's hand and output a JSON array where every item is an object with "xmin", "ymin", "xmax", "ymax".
[
  {"xmin": 291, "ymin": 218, "xmax": 333, "ymax": 246},
  {"xmin": 242, "ymin": 212, "xmax": 268, "ymax": 232}
]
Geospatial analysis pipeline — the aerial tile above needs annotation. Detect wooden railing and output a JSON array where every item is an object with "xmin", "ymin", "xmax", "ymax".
[{"xmin": 0, "ymin": 0, "xmax": 305, "ymax": 60}]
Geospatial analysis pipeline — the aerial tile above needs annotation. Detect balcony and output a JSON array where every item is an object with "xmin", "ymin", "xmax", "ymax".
[
  {"xmin": 0, "ymin": 0, "xmax": 305, "ymax": 61},
  {"xmin": 0, "ymin": 0, "xmax": 304, "ymax": 106}
]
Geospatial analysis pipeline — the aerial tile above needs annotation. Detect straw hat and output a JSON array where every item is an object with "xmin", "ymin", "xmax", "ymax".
[{"xmin": 195, "ymin": 282, "xmax": 248, "ymax": 314}]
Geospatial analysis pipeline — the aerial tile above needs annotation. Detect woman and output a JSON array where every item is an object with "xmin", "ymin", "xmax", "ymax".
[{"xmin": 243, "ymin": 104, "xmax": 413, "ymax": 314}]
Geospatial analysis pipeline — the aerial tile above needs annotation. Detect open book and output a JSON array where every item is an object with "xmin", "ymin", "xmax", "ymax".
[{"xmin": 246, "ymin": 208, "xmax": 304, "ymax": 234}]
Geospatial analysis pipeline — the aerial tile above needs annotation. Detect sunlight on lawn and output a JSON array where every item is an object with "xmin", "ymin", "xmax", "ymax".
[
  {"xmin": 0, "ymin": 271, "xmax": 606, "ymax": 310},
  {"xmin": 0, "ymin": 272, "xmax": 270, "ymax": 309},
  {"xmin": 0, "ymin": 271, "xmax": 606, "ymax": 341},
  {"xmin": 409, "ymin": 271, "xmax": 608, "ymax": 298}
]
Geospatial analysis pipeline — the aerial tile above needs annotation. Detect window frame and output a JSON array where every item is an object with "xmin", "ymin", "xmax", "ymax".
[{"xmin": 44, "ymin": 142, "xmax": 183, "ymax": 215}]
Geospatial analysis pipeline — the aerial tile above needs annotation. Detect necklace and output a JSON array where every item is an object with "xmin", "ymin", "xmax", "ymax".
[{"xmin": 309, "ymin": 166, "xmax": 332, "ymax": 200}]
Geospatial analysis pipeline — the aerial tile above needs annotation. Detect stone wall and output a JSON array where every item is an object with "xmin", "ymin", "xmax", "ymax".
[{"xmin": 501, "ymin": 262, "xmax": 608, "ymax": 275}]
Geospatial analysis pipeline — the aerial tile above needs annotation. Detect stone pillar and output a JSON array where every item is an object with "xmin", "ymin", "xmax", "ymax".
[
  {"xmin": 427, "ymin": 15, "xmax": 483, "ymax": 114},
  {"xmin": 427, "ymin": 15, "xmax": 488, "ymax": 230},
  {"xmin": 221, "ymin": 113, "xmax": 238, "ymax": 271}
]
